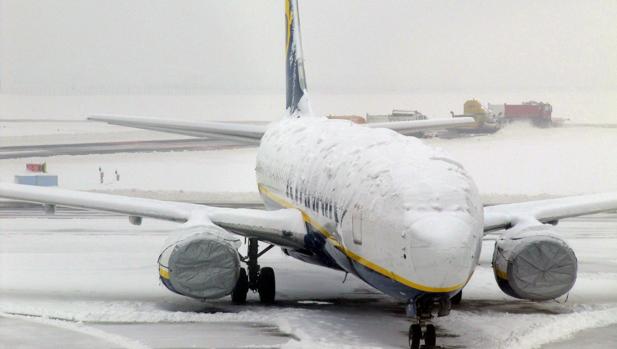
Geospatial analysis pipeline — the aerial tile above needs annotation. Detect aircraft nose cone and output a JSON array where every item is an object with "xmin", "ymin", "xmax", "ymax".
[{"xmin": 408, "ymin": 214, "xmax": 477, "ymax": 291}]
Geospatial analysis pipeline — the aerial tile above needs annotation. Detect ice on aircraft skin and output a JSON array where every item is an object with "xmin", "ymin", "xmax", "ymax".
[
  {"xmin": 2, "ymin": 0, "xmax": 617, "ymax": 348},
  {"xmin": 256, "ymin": 116, "xmax": 483, "ymax": 295}
]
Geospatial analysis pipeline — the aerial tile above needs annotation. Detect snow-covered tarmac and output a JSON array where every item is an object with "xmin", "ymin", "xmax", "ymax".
[
  {"xmin": 1, "ymin": 213, "xmax": 617, "ymax": 348},
  {"xmin": 1, "ymin": 116, "xmax": 617, "ymax": 348}
]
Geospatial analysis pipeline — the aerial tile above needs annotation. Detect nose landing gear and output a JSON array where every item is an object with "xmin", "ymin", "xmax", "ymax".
[
  {"xmin": 406, "ymin": 294, "xmax": 451, "ymax": 349},
  {"xmin": 409, "ymin": 323, "xmax": 436, "ymax": 349},
  {"xmin": 232, "ymin": 238, "xmax": 276, "ymax": 305}
]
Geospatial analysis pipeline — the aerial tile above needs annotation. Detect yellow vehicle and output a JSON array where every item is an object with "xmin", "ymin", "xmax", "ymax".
[{"xmin": 450, "ymin": 99, "xmax": 501, "ymax": 134}]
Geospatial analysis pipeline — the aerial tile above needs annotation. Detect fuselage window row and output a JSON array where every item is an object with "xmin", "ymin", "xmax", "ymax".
[{"xmin": 286, "ymin": 182, "xmax": 340, "ymax": 224}]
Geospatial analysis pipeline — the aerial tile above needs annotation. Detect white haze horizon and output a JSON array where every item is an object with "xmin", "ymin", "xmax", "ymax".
[{"xmin": 1, "ymin": 0, "xmax": 616, "ymax": 95}]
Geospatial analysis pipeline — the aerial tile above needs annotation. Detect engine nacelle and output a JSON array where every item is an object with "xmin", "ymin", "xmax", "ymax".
[
  {"xmin": 492, "ymin": 224, "xmax": 577, "ymax": 301},
  {"xmin": 157, "ymin": 224, "xmax": 241, "ymax": 299}
]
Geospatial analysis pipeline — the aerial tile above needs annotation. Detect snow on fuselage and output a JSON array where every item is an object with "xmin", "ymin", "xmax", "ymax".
[{"xmin": 256, "ymin": 117, "xmax": 484, "ymax": 299}]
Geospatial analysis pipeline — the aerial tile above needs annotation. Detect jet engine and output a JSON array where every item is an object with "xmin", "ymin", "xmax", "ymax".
[
  {"xmin": 492, "ymin": 223, "xmax": 577, "ymax": 301},
  {"xmin": 157, "ymin": 224, "xmax": 242, "ymax": 299}
]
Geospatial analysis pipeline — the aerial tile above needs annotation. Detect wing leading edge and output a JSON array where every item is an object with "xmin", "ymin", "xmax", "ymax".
[
  {"xmin": 89, "ymin": 115, "xmax": 267, "ymax": 143},
  {"xmin": 89, "ymin": 115, "xmax": 477, "ymax": 141},
  {"xmin": 484, "ymin": 192, "xmax": 617, "ymax": 233},
  {"xmin": 366, "ymin": 117, "xmax": 477, "ymax": 134},
  {"xmin": 0, "ymin": 183, "xmax": 307, "ymax": 249}
]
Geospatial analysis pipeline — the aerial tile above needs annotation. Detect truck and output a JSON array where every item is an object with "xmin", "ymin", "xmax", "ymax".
[{"xmin": 488, "ymin": 101, "xmax": 553, "ymax": 127}]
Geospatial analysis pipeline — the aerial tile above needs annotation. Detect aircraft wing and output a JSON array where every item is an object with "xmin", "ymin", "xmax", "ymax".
[
  {"xmin": 89, "ymin": 115, "xmax": 267, "ymax": 144},
  {"xmin": 90, "ymin": 115, "xmax": 475, "ymax": 141},
  {"xmin": 483, "ymin": 192, "xmax": 617, "ymax": 233},
  {"xmin": 0, "ymin": 183, "xmax": 307, "ymax": 249},
  {"xmin": 366, "ymin": 117, "xmax": 477, "ymax": 135}
]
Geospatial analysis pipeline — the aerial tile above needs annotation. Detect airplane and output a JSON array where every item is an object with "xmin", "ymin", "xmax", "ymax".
[{"xmin": 1, "ymin": 1, "xmax": 617, "ymax": 348}]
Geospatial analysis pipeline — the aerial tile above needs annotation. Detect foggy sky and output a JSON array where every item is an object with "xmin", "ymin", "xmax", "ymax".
[{"xmin": 1, "ymin": 0, "xmax": 616, "ymax": 94}]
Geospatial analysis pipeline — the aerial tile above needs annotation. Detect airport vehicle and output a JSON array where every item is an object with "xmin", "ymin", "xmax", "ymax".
[
  {"xmin": 366, "ymin": 109, "xmax": 428, "ymax": 123},
  {"xmin": 489, "ymin": 101, "xmax": 553, "ymax": 126},
  {"xmin": 1, "ymin": 1, "xmax": 617, "ymax": 348},
  {"xmin": 451, "ymin": 99, "xmax": 501, "ymax": 134}
]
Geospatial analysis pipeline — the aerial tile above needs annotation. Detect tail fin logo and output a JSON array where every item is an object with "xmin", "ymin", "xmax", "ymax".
[{"xmin": 285, "ymin": 0, "xmax": 311, "ymax": 117}]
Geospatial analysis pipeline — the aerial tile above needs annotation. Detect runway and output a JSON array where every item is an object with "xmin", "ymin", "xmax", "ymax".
[
  {"xmin": 1, "ymin": 203, "xmax": 616, "ymax": 348},
  {"xmin": 0, "ymin": 138, "xmax": 250, "ymax": 159},
  {"xmin": 0, "ymin": 201, "xmax": 265, "ymax": 218}
]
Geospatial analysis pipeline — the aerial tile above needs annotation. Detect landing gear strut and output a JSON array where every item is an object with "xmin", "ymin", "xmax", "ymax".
[
  {"xmin": 231, "ymin": 238, "xmax": 276, "ymax": 305},
  {"xmin": 406, "ymin": 294, "xmax": 451, "ymax": 349}
]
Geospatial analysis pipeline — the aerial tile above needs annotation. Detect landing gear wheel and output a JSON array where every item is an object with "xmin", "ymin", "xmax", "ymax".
[
  {"xmin": 425, "ymin": 324, "xmax": 436, "ymax": 347},
  {"xmin": 231, "ymin": 268, "xmax": 249, "ymax": 304},
  {"xmin": 408, "ymin": 324, "xmax": 421, "ymax": 349},
  {"xmin": 451, "ymin": 290, "xmax": 462, "ymax": 306},
  {"xmin": 258, "ymin": 267, "xmax": 276, "ymax": 304}
]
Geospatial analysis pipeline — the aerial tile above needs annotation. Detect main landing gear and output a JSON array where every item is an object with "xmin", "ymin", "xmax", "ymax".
[
  {"xmin": 231, "ymin": 238, "xmax": 276, "ymax": 305},
  {"xmin": 407, "ymin": 294, "xmax": 452, "ymax": 349}
]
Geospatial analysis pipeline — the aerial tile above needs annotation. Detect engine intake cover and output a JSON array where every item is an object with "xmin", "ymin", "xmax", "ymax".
[
  {"xmin": 493, "ymin": 225, "xmax": 577, "ymax": 301},
  {"xmin": 158, "ymin": 225, "xmax": 241, "ymax": 299}
]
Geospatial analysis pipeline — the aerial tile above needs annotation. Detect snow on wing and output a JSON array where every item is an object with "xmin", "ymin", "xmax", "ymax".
[
  {"xmin": 89, "ymin": 114, "xmax": 266, "ymax": 143},
  {"xmin": 366, "ymin": 117, "xmax": 477, "ymax": 134},
  {"xmin": 0, "ymin": 182, "xmax": 306, "ymax": 248},
  {"xmin": 89, "ymin": 115, "xmax": 477, "ymax": 141},
  {"xmin": 484, "ymin": 192, "xmax": 617, "ymax": 232}
]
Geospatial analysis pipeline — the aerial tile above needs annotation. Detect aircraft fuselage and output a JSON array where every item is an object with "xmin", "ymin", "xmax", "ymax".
[{"xmin": 256, "ymin": 117, "xmax": 484, "ymax": 300}]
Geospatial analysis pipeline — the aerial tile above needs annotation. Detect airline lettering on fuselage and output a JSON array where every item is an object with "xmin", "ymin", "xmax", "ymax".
[{"xmin": 285, "ymin": 181, "xmax": 343, "ymax": 224}]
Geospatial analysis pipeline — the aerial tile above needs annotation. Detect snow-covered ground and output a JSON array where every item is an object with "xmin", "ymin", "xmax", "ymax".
[
  {"xmin": 0, "ymin": 147, "xmax": 259, "ymax": 195},
  {"xmin": 425, "ymin": 123, "xmax": 617, "ymax": 196},
  {"xmin": 0, "ymin": 120, "xmax": 190, "ymax": 147},
  {"xmin": 1, "ymin": 92, "xmax": 617, "ymax": 348},
  {"xmin": 1, "ymin": 120, "xmax": 616, "ymax": 199},
  {"xmin": 1, "ymin": 214, "xmax": 617, "ymax": 348}
]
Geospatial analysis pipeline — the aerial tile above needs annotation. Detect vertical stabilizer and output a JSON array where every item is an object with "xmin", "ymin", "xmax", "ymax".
[{"xmin": 285, "ymin": 0, "xmax": 312, "ymax": 117}]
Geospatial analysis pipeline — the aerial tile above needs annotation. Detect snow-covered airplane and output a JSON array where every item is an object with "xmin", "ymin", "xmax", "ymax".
[{"xmin": 2, "ymin": 1, "xmax": 617, "ymax": 348}]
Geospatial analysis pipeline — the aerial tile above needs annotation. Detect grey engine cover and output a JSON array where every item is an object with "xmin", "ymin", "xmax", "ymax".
[
  {"xmin": 159, "ymin": 226, "xmax": 241, "ymax": 299},
  {"xmin": 493, "ymin": 224, "xmax": 577, "ymax": 301}
]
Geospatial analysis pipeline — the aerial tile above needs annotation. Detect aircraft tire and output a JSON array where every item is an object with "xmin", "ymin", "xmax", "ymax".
[
  {"xmin": 425, "ymin": 324, "xmax": 436, "ymax": 347},
  {"xmin": 258, "ymin": 267, "xmax": 276, "ymax": 304},
  {"xmin": 231, "ymin": 268, "xmax": 249, "ymax": 304},
  {"xmin": 408, "ymin": 324, "xmax": 421, "ymax": 349}
]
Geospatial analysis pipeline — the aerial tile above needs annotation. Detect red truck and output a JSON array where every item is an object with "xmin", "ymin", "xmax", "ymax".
[
  {"xmin": 504, "ymin": 102, "xmax": 552, "ymax": 126},
  {"xmin": 489, "ymin": 101, "xmax": 553, "ymax": 126}
]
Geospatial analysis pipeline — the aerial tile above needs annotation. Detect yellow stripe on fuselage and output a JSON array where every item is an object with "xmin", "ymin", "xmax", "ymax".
[
  {"xmin": 285, "ymin": 0, "xmax": 293, "ymax": 55},
  {"xmin": 257, "ymin": 183, "xmax": 467, "ymax": 293}
]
